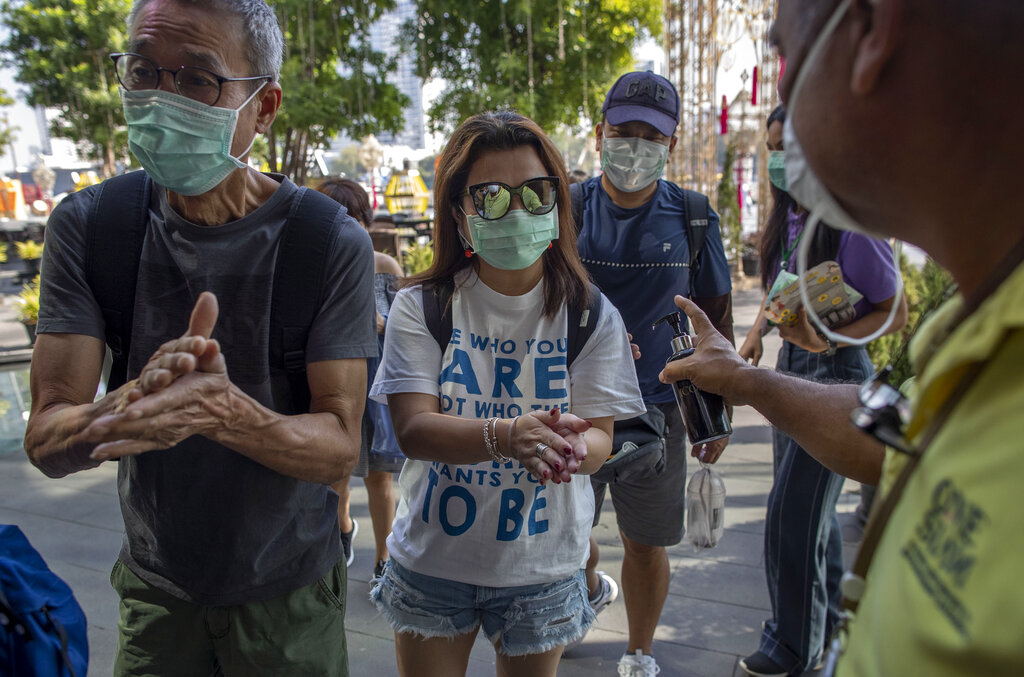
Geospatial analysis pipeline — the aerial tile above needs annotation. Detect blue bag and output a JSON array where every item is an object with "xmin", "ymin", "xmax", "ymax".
[
  {"xmin": 367, "ymin": 337, "xmax": 404, "ymax": 460},
  {"xmin": 0, "ymin": 524, "xmax": 88, "ymax": 677}
]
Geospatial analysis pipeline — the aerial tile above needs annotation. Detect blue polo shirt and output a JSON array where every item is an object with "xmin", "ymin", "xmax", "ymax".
[{"xmin": 577, "ymin": 177, "xmax": 732, "ymax": 404}]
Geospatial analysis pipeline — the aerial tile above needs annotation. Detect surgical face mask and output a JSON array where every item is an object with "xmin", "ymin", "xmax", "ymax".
[
  {"xmin": 785, "ymin": 0, "xmax": 904, "ymax": 346},
  {"xmin": 121, "ymin": 85, "xmax": 263, "ymax": 196},
  {"xmin": 601, "ymin": 137, "xmax": 669, "ymax": 193},
  {"xmin": 462, "ymin": 207, "xmax": 559, "ymax": 271},
  {"xmin": 768, "ymin": 150, "xmax": 788, "ymax": 192}
]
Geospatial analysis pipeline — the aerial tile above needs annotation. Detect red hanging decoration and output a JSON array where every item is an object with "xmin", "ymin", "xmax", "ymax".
[
  {"xmin": 779, "ymin": 57, "xmax": 787, "ymax": 97},
  {"xmin": 751, "ymin": 66, "xmax": 759, "ymax": 106},
  {"xmin": 720, "ymin": 95, "xmax": 729, "ymax": 135}
]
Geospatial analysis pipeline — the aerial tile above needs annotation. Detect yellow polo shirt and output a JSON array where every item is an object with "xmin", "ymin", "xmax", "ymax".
[{"xmin": 839, "ymin": 261, "xmax": 1024, "ymax": 675}]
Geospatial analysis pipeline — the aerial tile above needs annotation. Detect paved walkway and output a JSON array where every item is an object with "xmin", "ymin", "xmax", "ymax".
[{"xmin": 0, "ymin": 282, "xmax": 865, "ymax": 676}]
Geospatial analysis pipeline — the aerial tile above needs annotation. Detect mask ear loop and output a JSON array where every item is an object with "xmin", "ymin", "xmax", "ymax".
[
  {"xmin": 456, "ymin": 207, "xmax": 476, "ymax": 256},
  {"xmin": 795, "ymin": 210, "xmax": 905, "ymax": 346}
]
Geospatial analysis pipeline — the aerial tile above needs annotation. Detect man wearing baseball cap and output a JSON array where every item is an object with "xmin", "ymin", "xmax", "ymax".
[{"xmin": 571, "ymin": 71, "xmax": 735, "ymax": 676}]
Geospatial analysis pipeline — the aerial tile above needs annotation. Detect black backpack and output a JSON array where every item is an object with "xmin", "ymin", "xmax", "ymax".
[
  {"xmin": 570, "ymin": 180, "xmax": 711, "ymax": 295},
  {"xmin": 421, "ymin": 280, "xmax": 603, "ymax": 369},
  {"xmin": 82, "ymin": 170, "xmax": 341, "ymax": 414}
]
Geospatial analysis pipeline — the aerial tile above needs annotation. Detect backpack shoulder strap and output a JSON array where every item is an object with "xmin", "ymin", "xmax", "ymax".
[
  {"xmin": 422, "ymin": 279, "xmax": 455, "ymax": 355},
  {"xmin": 570, "ymin": 181, "xmax": 585, "ymax": 236},
  {"xmin": 269, "ymin": 186, "xmax": 341, "ymax": 414},
  {"xmin": 682, "ymin": 189, "xmax": 710, "ymax": 295},
  {"xmin": 566, "ymin": 282, "xmax": 603, "ymax": 368},
  {"xmin": 84, "ymin": 170, "xmax": 151, "ymax": 391}
]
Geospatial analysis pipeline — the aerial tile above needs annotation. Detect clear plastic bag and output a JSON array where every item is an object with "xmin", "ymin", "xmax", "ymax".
[{"xmin": 686, "ymin": 462, "xmax": 726, "ymax": 550}]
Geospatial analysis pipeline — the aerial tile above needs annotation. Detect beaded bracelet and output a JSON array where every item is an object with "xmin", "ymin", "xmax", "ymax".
[{"xmin": 484, "ymin": 416, "xmax": 511, "ymax": 463}]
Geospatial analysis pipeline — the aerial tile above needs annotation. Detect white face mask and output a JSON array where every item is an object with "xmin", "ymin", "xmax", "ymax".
[
  {"xmin": 601, "ymin": 137, "xmax": 669, "ymax": 192},
  {"xmin": 784, "ymin": 0, "xmax": 904, "ymax": 346}
]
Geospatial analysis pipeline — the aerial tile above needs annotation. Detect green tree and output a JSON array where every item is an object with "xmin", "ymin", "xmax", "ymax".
[
  {"xmin": 717, "ymin": 141, "xmax": 741, "ymax": 265},
  {"xmin": 0, "ymin": 89, "xmax": 18, "ymax": 170},
  {"xmin": 1, "ymin": 0, "xmax": 130, "ymax": 177},
  {"xmin": 417, "ymin": 153, "xmax": 437, "ymax": 189},
  {"xmin": 269, "ymin": 0, "xmax": 408, "ymax": 185},
  {"xmin": 409, "ymin": 0, "xmax": 661, "ymax": 135},
  {"xmin": 1, "ymin": 1, "xmax": 409, "ymax": 184},
  {"xmin": 330, "ymin": 143, "xmax": 367, "ymax": 179}
]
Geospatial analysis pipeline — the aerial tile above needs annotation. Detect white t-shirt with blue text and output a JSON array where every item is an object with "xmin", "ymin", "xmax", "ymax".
[{"xmin": 370, "ymin": 268, "xmax": 644, "ymax": 586}]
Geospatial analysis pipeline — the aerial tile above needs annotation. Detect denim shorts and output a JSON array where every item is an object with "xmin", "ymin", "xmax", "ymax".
[{"xmin": 369, "ymin": 560, "xmax": 595, "ymax": 657}]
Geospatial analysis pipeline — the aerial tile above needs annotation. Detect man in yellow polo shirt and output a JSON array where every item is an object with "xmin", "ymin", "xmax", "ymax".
[{"xmin": 658, "ymin": 0, "xmax": 1024, "ymax": 674}]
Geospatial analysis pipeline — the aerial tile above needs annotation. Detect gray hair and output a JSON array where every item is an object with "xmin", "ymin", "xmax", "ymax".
[{"xmin": 128, "ymin": 0, "xmax": 284, "ymax": 81}]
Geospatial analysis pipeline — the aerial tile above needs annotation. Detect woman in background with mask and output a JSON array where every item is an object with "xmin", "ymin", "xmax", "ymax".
[
  {"xmin": 736, "ymin": 105, "xmax": 907, "ymax": 677},
  {"xmin": 316, "ymin": 178, "xmax": 405, "ymax": 582},
  {"xmin": 368, "ymin": 111, "xmax": 643, "ymax": 677}
]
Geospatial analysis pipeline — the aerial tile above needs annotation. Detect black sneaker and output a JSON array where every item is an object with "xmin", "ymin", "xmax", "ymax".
[
  {"xmin": 340, "ymin": 518, "xmax": 358, "ymax": 567},
  {"xmin": 371, "ymin": 559, "xmax": 386, "ymax": 585},
  {"xmin": 739, "ymin": 651, "xmax": 787, "ymax": 677}
]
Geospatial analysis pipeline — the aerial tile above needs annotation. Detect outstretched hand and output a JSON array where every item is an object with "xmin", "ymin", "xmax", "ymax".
[{"xmin": 659, "ymin": 295, "xmax": 755, "ymax": 408}]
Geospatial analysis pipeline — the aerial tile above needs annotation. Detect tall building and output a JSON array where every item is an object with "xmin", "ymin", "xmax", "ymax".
[{"xmin": 369, "ymin": 0, "xmax": 425, "ymax": 150}]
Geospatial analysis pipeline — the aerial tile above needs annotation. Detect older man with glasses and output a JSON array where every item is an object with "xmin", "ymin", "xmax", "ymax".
[{"xmin": 25, "ymin": 1, "xmax": 375, "ymax": 675}]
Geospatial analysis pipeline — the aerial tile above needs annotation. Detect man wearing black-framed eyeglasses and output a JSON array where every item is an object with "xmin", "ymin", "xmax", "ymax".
[{"xmin": 25, "ymin": 1, "xmax": 375, "ymax": 675}]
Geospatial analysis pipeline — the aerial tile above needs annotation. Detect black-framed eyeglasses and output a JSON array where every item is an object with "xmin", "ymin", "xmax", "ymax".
[
  {"xmin": 850, "ymin": 366, "xmax": 915, "ymax": 454},
  {"xmin": 110, "ymin": 52, "xmax": 271, "ymax": 107},
  {"xmin": 461, "ymin": 177, "xmax": 559, "ymax": 220}
]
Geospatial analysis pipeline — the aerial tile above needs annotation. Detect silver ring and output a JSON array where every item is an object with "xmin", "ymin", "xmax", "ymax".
[{"xmin": 535, "ymin": 443, "xmax": 549, "ymax": 459}]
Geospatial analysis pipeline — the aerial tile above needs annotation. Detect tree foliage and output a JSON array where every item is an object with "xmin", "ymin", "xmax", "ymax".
[
  {"xmin": 1, "ymin": 0, "xmax": 409, "ymax": 184},
  {"xmin": 268, "ymin": 0, "xmax": 408, "ymax": 184},
  {"xmin": 717, "ymin": 141, "xmax": 742, "ymax": 263},
  {"xmin": 409, "ymin": 0, "xmax": 661, "ymax": 135},
  {"xmin": 0, "ymin": 87, "xmax": 17, "ymax": 155},
  {"xmin": 866, "ymin": 256, "xmax": 955, "ymax": 385},
  {"xmin": 1, "ymin": 0, "xmax": 130, "ymax": 177}
]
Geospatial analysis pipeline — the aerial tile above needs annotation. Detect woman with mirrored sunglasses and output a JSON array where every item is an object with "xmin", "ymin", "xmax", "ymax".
[{"xmin": 368, "ymin": 111, "xmax": 644, "ymax": 677}]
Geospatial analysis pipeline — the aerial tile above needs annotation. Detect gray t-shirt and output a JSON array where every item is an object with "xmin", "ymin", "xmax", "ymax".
[{"xmin": 38, "ymin": 174, "xmax": 377, "ymax": 605}]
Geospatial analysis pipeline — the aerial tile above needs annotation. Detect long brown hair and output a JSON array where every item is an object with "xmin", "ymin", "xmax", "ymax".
[{"xmin": 407, "ymin": 111, "xmax": 590, "ymax": 318}]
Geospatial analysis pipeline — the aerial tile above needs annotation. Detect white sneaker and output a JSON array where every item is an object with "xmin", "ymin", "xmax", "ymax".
[
  {"xmin": 618, "ymin": 649, "xmax": 661, "ymax": 676},
  {"xmin": 564, "ymin": 571, "xmax": 619, "ymax": 651},
  {"xmin": 590, "ymin": 571, "xmax": 619, "ymax": 612}
]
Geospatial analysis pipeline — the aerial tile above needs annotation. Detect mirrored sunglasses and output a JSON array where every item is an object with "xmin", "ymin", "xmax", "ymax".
[{"xmin": 462, "ymin": 177, "xmax": 559, "ymax": 220}]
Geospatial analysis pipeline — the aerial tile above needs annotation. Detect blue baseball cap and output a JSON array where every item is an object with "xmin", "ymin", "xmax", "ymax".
[{"xmin": 602, "ymin": 71, "xmax": 680, "ymax": 137}]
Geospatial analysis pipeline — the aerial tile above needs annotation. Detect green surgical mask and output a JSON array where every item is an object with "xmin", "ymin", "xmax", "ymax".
[
  {"xmin": 121, "ymin": 86, "xmax": 262, "ymax": 196},
  {"xmin": 464, "ymin": 207, "xmax": 559, "ymax": 270},
  {"xmin": 768, "ymin": 150, "xmax": 788, "ymax": 192}
]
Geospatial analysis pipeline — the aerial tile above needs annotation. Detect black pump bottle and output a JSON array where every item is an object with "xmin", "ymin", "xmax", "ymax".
[{"xmin": 653, "ymin": 312, "xmax": 732, "ymax": 446}]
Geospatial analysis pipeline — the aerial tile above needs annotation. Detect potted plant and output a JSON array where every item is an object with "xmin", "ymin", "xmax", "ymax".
[
  {"xmin": 15, "ymin": 239, "xmax": 43, "ymax": 276},
  {"xmin": 740, "ymin": 239, "xmax": 761, "ymax": 278},
  {"xmin": 16, "ymin": 275, "xmax": 40, "ymax": 345},
  {"xmin": 402, "ymin": 240, "xmax": 434, "ymax": 275}
]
